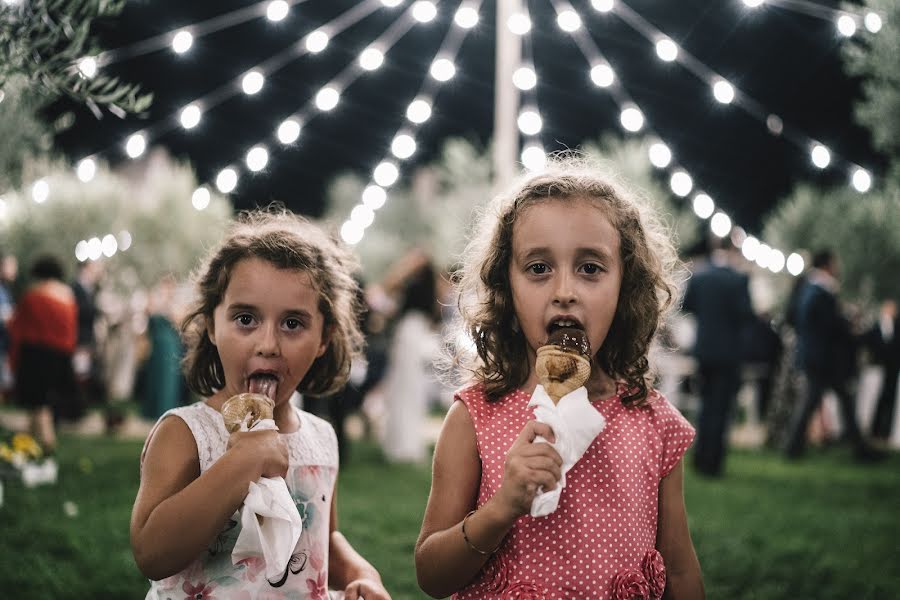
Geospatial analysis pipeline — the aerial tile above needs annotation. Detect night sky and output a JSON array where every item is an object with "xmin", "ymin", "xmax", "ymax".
[{"xmin": 51, "ymin": 0, "xmax": 884, "ymax": 233}]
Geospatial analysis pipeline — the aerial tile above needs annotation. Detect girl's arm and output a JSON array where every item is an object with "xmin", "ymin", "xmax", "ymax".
[
  {"xmin": 415, "ymin": 402, "xmax": 561, "ymax": 598},
  {"xmin": 328, "ymin": 486, "xmax": 391, "ymax": 599},
  {"xmin": 657, "ymin": 459, "xmax": 704, "ymax": 599},
  {"xmin": 130, "ymin": 416, "xmax": 287, "ymax": 580}
]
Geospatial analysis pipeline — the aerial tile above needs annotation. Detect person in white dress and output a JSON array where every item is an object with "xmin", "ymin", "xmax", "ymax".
[{"xmin": 381, "ymin": 261, "xmax": 441, "ymax": 463}]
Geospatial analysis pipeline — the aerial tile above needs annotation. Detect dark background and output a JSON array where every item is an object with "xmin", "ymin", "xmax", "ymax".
[{"xmin": 50, "ymin": 0, "xmax": 884, "ymax": 233}]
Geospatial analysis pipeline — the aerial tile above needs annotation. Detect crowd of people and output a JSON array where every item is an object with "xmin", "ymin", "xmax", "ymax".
[{"xmin": 0, "ymin": 157, "xmax": 896, "ymax": 598}]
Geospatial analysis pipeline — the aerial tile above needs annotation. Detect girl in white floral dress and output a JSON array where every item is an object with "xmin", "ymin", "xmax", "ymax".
[{"xmin": 132, "ymin": 211, "xmax": 391, "ymax": 600}]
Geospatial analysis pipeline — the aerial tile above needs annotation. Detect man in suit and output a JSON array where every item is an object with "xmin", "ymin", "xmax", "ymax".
[
  {"xmin": 682, "ymin": 237, "xmax": 755, "ymax": 477},
  {"xmin": 784, "ymin": 250, "xmax": 881, "ymax": 460},
  {"xmin": 863, "ymin": 299, "xmax": 900, "ymax": 441}
]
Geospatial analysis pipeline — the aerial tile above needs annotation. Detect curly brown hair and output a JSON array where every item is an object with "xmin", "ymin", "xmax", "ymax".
[
  {"xmin": 449, "ymin": 156, "xmax": 682, "ymax": 406},
  {"xmin": 181, "ymin": 208, "xmax": 364, "ymax": 398}
]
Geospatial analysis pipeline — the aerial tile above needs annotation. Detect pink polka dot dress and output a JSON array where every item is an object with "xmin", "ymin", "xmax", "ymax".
[{"xmin": 453, "ymin": 383, "xmax": 695, "ymax": 600}]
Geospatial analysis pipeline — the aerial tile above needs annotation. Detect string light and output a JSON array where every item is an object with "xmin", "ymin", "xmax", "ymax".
[
  {"xmin": 101, "ymin": 234, "xmax": 119, "ymax": 257},
  {"xmin": 192, "ymin": 186, "xmax": 211, "ymax": 210},
  {"xmin": 241, "ymin": 71, "xmax": 265, "ymax": 95},
  {"xmin": 454, "ymin": 5, "xmax": 479, "ymax": 29},
  {"xmin": 786, "ymin": 252, "xmax": 805, "ymax": 276},
  {"xmin": 359, "ymin": 47, "xmax": 385, "ymax": 71},
  {"xmin": 655, "ymin": 38, "xmax": 678, "ymax": 62},
  {"xmin": 373, "ymin": 161, "xmax": 399, "ymax": 187},
  {"xmin": 381, "ymin": 0, "xmax": 403, "ymax": 7},
  {"xmin": 77, "ymin": 57, "xmax": 98, "ymax": 79},
  {"xmin": 591, "ymin": 0, "xmax": 614, "ymax": 12},
  {"xmin": 755, "ymin": 243, "xmax": 772, "ymax": 269},
  {"xmin": 512, "ymin": 66, "xmax": 537, "ymax": 91},
  {"xmin": 305, "ymin": 30, "xmax": 329, "ymax": 53},
  {"xmin": 692, "ymin": 193, "xmax": 715, "ymax": 219},
  {"xmin": 266, "ymin": 0, "xmax": 289, "ymax": 22},
  {"xmin": 507, "ymin": 13, "xmax": 531, "ymax": 35},
  {"xmin": 768, "ymin": 249, "xmax": 785, "ymax": 273},
  {"xmin": 411, "ymin": 1, "xmax": 437, "ymax": 23},
  {"xmin": 836, "ymin": 14, "xmax": 857, "ymax": 37},
  {"xmin": 864, "ymin": 12, "xmax": 882, "ymax": 33},
  {"xmin": 648, "ymin": 142, "xmax": 672, "ymax": 168},
  {"xmin": 521, "ymin": 144, "xmax": 547, "ymax": 173},
  {"xmin": 391, "ymin": 133, "xmax": 417, "ymax": 159},
  {"xmin": 362, "ymin": 184, "xmax": 387, "ymax": 209},
  {"xmin": 557, "ymin": 10, "xmax": 582, "ymax": 32},
  {"xmin": 430, "ymin": 58, "xmax": 456, "ymax": 81},
  {"xmin": 277, "ymin": 118, "xmax": 302, "ymax": 144},
  {"xmin": 851, "ymin": 167, "xmax": 872, "ymax": 193},
  {"xmin": 517, "ymin": 109, "xmax": 542, "ymax": 135},
  {"xmin": 406, "ymin": 98, "xmax": 432, "ymax": 123},
  {"xmin": 810, "ymin": 144, "xmax": 831, "ymax": 169},
  {"xmin": 315, "ymin": 86, "xmax": 340, "ymax": 111},
  {"xmin": 125, "ymin": 133, "xmax": 146, "ymax": 158},
  {"xmin": 590, "ymin": 64, "xmax": 615, "ymax": 87},
  {"xmin": 742, "ymin": 0, "xmax": 765, "ymax": 8},
  {"xmin": 712, "ymin": 79, "xmax": 735, "ymax": 104},
  {"xmin": 710, "ymin": 212, "xmax": 731, "ymax": 237},
  {"xmin": 620, "ymin": 106, "xmax": 644, "ymax": 132},
  {"xmin": 669, "ymin": 170, "xmax": 692, "ymax": 197},
  {"xmin": 742, "ymin": 236, "xmax": 760, "ymax": 262},
  {"xmin": 216, "ymin": 167, "xmax": 238, "ymax": 193},
  {"xmin": 76, "ymin": 158, "xmax": 97, "ymax": 183},
  {"xmin": 245, "ymin": 145, "xmax": 269, "ymax": 171},
  {"xmin": 31, "ymin": 179, "xmax": 49, "ymax": 204},
  {"xmin": 172, "ymin": 30, "xmax": 193, "ymax": 54},
  {"xmin": 179, "ymin": 104, "xmax": 202, "ymax": 129}
]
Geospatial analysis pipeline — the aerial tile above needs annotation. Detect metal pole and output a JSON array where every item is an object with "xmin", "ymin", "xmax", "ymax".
[{"xmin": 493, "ymin": 0, "xmax": 522, "ymax": 191}]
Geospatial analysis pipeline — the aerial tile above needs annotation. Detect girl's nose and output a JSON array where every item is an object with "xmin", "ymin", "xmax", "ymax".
[
  {"xmin": 255, "ymin": 324, "xmax": 280, "ymax": 357},
  {"xmin": 552, "ymin": 273, "xmax": 577, "ymax": 305}
]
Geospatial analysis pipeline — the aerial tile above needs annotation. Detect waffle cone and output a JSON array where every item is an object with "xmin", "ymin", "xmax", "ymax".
[
  {"xmin": 535, "ymin": 346, "xmax": 592, "ymax": 404},
  {"xmin": 221, "ymin": 393, "xmax": 275, "ymax": 433}
]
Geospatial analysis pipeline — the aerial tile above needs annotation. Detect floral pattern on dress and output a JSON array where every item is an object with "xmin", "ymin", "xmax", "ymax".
[{"xmin": 144, "ymin": 407, "xmax": 338, "ymax": 600}]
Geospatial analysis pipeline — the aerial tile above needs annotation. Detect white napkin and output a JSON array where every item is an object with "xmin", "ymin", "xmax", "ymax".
[
  {"xmin": 230, "ymin": 418, "xmax": 304, "ymax": 580},
  {"xmin": 528, "ymin": 385, "xmax": 606, "ymax": 517}
]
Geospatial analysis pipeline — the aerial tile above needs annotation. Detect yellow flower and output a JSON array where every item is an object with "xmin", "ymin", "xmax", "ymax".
[
  {"xmin": 12, "ymin": 432, "xmax": 41, "ymax": 458},
  {"xmin": 0, "ymin": 443, "xmax": 13, "ymax": 462}
]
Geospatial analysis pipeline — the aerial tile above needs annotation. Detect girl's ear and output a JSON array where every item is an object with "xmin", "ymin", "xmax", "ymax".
[
  {"xmin": 316, "ymin": 324, "xmax": 332, "ymax": 358},
  {"xmin": 207, "ymin": 318, "xmax": 217, "ymax": 347}
]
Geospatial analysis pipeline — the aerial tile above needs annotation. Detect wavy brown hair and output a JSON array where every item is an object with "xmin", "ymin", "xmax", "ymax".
[
  {"xmin": 449, "ymin": 156, "xmax": 682, "ymax": 406},
  {"xmin": 181, "ymin": 208, "xmax": 364, "ymax": 398}
]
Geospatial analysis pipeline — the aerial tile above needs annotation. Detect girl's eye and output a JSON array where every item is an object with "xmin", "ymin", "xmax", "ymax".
[
  {"xmin": 236, "ymin": 314, "xmax": 254, "ymax": 326},
  {"xmin": 284, "ymin": 318, "xmax": 302, "ymax": 331},
  {"xmin": 581, "ymin": 263, "xmax": 602, "ymax": 275},
  {"xmin": 528, "ymin": 263, "xmax": 548, "ymax": 275}
]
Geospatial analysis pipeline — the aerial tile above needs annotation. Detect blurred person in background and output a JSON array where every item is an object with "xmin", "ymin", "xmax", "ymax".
[
  {"xmin": 862, "ymin": 299, "xmax": 899, "ymax": 442},
  {"xmin": 682, "ymin": 236, "xmax": 754, "ymax": 477},
  {"xmin": 8, "ymin": 255, "xmax": 78, "ymax": 453},
  {"xmin": 784, "ymin": 249, "xmax": 882, "ymax": 461},
  {"xmin": 139, "ymin": 275, "xmax": 189, "ymax": 420},
  {"xmin": 381, "ymin": 256, "xmax": 442, "ymax": 464},
  {"xmin": 0, "ymin": 252, "xmax": 18, "ymax": 401},
  {"xmin": 70, "ymin": 259, "xmax": 106, "ymax": 420}
]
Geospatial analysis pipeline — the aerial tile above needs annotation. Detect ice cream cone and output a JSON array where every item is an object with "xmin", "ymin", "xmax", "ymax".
[
  {"xmin": 221, "ymin": 393, "xmax": 275, "ymax": 433},
  {"xmin": 535, "ymin": 328, "xmax": 592, "ymax": 404}
]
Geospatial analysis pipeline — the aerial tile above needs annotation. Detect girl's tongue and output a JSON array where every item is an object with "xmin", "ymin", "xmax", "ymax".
[{"xmin": 248, "ymin": 375, "xmax": 278, "ymax": 400}]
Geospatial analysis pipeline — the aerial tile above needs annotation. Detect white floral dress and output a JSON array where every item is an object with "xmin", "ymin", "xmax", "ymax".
[{"xmin": 141, "ymin": 402, "xmax": 338, "ymax": 600}]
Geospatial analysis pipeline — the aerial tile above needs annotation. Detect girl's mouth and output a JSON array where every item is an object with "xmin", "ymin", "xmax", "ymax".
[{"xmin": 247, "ymin": 373, "xmax": 279, "ymax": 399}]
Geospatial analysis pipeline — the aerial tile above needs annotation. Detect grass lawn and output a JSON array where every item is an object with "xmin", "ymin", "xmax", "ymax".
[{"xmin": 0, "ymin": 434, "xmax": 897, "ymax": 598}]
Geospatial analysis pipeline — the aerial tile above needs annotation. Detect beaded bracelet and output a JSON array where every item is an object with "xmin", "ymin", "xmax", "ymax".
[{"xmin": 461, "ymin": 510, "xmax": 502, "ymax": 555}]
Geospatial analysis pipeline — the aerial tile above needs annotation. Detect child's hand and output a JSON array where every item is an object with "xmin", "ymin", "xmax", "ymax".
[
  {"xmin": 226, "ymin": 429, "xmax": 289, "ymax": 479},
  {"xmin": 345, "ymin": 577, "xmax": 392, "ymax": 600},
  {"xmin": 495, "ymin": 420, "xmax": 563, "ymax": 520}
]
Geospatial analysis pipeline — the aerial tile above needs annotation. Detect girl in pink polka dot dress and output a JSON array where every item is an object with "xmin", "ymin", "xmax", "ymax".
[{"xmin": 415, "ymin": 158, "xmax": 704, "ymax": 599}]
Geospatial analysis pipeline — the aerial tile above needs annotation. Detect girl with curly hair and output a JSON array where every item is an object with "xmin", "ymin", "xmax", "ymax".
[
  {"xmin": 416, "ymin": 158, "xmax": 704, "ymax": 599},
  {"xmin": 132, "ymin": 209, "xmax": 390, "ymax": 599}
]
